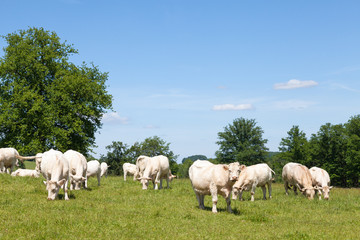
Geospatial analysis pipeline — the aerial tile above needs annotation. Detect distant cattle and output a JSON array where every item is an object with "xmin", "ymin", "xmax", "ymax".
[
  {"xmin": 86, "ymin": 160, "xmax": 101, "ymax": 187},
  {"xmin": 189, "ymin": 160, "xmax": 241, "ymax": 213},
  {"xmin": 123, "ymin": 163, "xmax": 137, "ymax": 181},
  {"xmin": 40, "ymin": 149, "xmax": 70, "ymax": 200},
  {"xmin": 232, "ymin": 163, "xmax": 275, "ymax": 201},
  {"xmin": 282, "ymin": 162, "xmax": 315, "ymax": 200},
  {"xmin": 100, "ymin": 162, "xmax": 109, "ymax": 178},
  {"xmin": 0, "ymin": 148, "xmax": 36, "ymax": 174},
  {"xmin": 11, "ymin": 169, "xmax": 40, "ymax": 178},
  {"xmin": 64, "ymin": 150, "xmax": 87, "ymax": 190},
  {"xmin": 137, "ymin": 155, "xmax": 171, "ymax": 190},
  {"xmin": 310, "ymin": 167, "xmax": 332, "ymax": 200}
]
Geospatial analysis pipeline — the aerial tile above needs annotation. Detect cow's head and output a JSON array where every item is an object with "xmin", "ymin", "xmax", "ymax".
[
  {"xmin": 46, "ymin": 179, "xmax": 67, "ymax": 200},
  {"xmin": 226, "ymin": 162, "xmax": 241, "ymax": 182},
  {"xmin": 137, "ymin": 177, "xmax": 152, "ymax": 190},
  {"xmin": 297, "ymin": 184, "xmax": 315, "ymax": 200},
  {"xmin": 319, "ymin": 186, "xmax": 333, "ymax": 200},
  {"xmin": 71, "ymin": 175, "xmax": 86, "ymax": 190}
]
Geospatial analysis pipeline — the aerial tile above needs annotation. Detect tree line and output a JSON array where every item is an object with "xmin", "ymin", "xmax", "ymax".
[{"xmin": 1, "ymin": 27, "xmax": 359, "ymax": 187}]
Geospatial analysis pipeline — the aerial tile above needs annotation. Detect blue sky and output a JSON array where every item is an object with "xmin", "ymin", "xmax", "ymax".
[{"xmin": 1, "ymin": 1, "xmax": 360, "ymax": 162}]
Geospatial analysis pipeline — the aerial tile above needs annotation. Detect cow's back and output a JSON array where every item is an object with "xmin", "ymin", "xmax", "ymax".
[
  {"xmin": 65, "ymin": 150, "xmax": 87, "ymax": 176},
  {"xmin": 87, "ymin": 160, "xmax": 100, "ymax": 177},
  {"xmin": 41, "ymin": 149, "xmax": 63, "ymax": 179},
  {"xmin": 283, "ymin": 162, "xmax": 312, "ymax": 188}
]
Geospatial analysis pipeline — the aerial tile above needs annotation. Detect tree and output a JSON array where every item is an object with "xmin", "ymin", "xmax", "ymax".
[
  {"xmin": 181, "ymin": 155, "xmax": 207, "ymax": 163},
  {"xmin": 278, "ymin": 125, "xmax": 309, "ymax": 164},
  {"xmin": 0, "ymin": 27, "xmax": 112, "ymax": 156},
  {"xmin": 345, "ymin": 115, "xmax": 360, "ymax": 187},
  {"xmin": 100, "ymin": 136, "xmax": 179, "ymax": 175},
  {"xmin": 99, "ymin": 141, "xmax": 133, "ymax": 175},
  {"xmin": 215, "ymin": 118, "xmax": 268, "ymax": 165}
]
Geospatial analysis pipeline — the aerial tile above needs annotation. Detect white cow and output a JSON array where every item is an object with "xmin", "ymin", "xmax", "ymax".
[
  {"xmin": 137, "ymin": 155, "xmax": 171, "ymax": 190},
  {"xmin": 282, "ymin": 162, "xmax": 315, "ymax": 200},
  {"xmin": 134, "ymin": 155, "xmax": 150, "ymax": 179},
  {"xmin": 0, "ymin": 147, "xmax": 36, "ymax": 174},
  {"xmin": 64, "ymin": 150, "xmax": 87, "ymax": 190},
  {"xmin": 40, "ymin": 149, "xmax": 70, "ymax": 200},
  {"xmin": 100, "ymin": 162, "xmax": 109, "ymax": 178},
  {"xmin": 123, "ymin": 162, "xmax": 136, "ymax": 181},
  {"xmin": 189, "ymin": 160, "xmax": 241, "ymax": 213},
  {"xmin": 309, "ymin": 167, "xmax": 333, "ymax": 200},
  {"xmin": 86, "ymin": 160, "xmax": 101, "ymax": 187},
  {"xmin": 232, "ymin": 163, "xmax": 275, "ymax": 201},
  {"xmin": 11, "ymin": 169, "xmax": 40, "ymax": 178}
]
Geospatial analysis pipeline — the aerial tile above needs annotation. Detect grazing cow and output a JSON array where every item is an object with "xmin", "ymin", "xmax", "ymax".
[
  {"xmin": 11, "ymin": 169, "xmax": 40, "ymax": 178},
  {"xmin": 100, "ymin": 162, "xmax": 109, "ymax": 178},
  {"xmin": 282, "ymin": 162, "xmax": 315, "ymax": 200},
  {"xmin": 137, "ymin": 155, "xmax": 171, "ymax": 190},
  {"xmin": 0, "ymin": 147, "xmax": 36, "ymax": 174},
  {"xmin": 64, "ymin": 150, "xmax": 87, "ymax": 190},
  {"xmin": 309, "ymin": 167, "xmax": 333, "ymax": 200},
  {"xmin": 232, "ymin": 163, "xmax": 275, "ymax": 201},
  {"xmin": 123, "ymin": 162, "xmax": 136, "ymax": 181},
  {"xmin": 134, "ymin": 155, "xmax": 150, "ymax": 179},
  {"xmin": 189, "ymin": 160, "xmax": 241, "ymax": 213},
  {"xmin": 40, "ymin": 149, "xmax": 70, "ymax": 200},
  {"xmin": 86, "ymin": 160, "xmax": 101, "ymax": 187}
]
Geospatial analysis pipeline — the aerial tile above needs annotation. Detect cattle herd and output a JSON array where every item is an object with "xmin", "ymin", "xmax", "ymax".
[{"xmin": 1, "ymin": 147, "xmax": 332, "ymax": 213}]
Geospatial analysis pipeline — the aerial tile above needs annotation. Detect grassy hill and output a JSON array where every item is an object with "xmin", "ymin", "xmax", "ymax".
[{"xmin": 0, "ymin": 174, "xmax": 359, "ymax": 239}]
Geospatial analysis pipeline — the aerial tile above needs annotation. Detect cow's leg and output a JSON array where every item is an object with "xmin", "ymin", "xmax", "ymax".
[
  {"xmin": 154, "ymin": 172, "xmax": 161, "ymax": 190},
  {"xmin": 251, "ymin": 185, "xmax": 256, "ymax": 201},
  {"xmin": 195, "ymin": 192, "xmax": 203, "ymax": 209},
  {"xmin": 268, "ymin": 182, "xmax": 272, "ymax": 199},
  {"xmin": 261, "ymin": 185, "xmax": 267, "ymax": 200},
  {"xmin": 124, "ymin": 171, "xmax": 127, "ymax": 181},
  {"xmin": 318, "ymin": 190, "xmax": 322, "ymax": 200},
  {"xmin": 159, "ymin": 178, "xmax": 163, "ymax": 189},
  {"xmin": 84, "ymin": 177, "xmax": 88, "ymax": 189},
  {"xmin": 226, "ymin": 195, "xmax": 232, "ymax": 213},
  {"xmin": 200, "ymin": 195, "xmax": 205, "ymax": 209},
  {"xmin": 293, "ymin": 185, "xmax": 298, "ymax": 195},
  {"xmin": 239, "ymin": 190, "xmax": 243, "ymax": 201},
  {"xmin": 210, "ymin": 182, "xmax": 218, "ymax": 213},
  {"xmin": 284, "ymin": 182, "xmax": 289, "ymax": 195},
  {"xmin": 64, "ymin": 180, "xmax": 69, "ymax": 201}
]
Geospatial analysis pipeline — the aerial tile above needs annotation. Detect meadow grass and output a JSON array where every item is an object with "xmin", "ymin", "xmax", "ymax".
[{"xmin": 0, "ymin": 173, "xmax": 359, "ymax": 240}]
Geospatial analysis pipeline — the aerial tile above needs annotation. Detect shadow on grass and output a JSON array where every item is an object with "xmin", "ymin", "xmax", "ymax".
[{"xmin": 196, "ymin": 206, "xmax": 242, "ymax": 215}]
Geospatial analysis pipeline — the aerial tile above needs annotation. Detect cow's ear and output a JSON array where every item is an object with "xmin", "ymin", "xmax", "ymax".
[
  {"xmin": 57, "ymin": 179, "xmax": 66, "ymax": 187},
  {"xmin": 240, "ymin": 165, "xmax": 246, "ymax": 171},
  {"xmin": 223, "ymin": 165, "xmax": 229, "ymax": 171}
]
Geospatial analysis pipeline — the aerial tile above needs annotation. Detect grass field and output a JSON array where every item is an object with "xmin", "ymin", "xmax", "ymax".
[{"xmin": 1, "ymin": 172, "xmax": 360, "ymax": 240}]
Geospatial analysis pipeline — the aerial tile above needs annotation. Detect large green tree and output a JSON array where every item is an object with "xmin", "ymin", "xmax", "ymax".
[
  {"xmin": 0, "ymin": 27, "xmax": 112, "ymax": 155},
  {"xmin": 215, "ymin": 118, "xmax": 268, "ymax": 165}
]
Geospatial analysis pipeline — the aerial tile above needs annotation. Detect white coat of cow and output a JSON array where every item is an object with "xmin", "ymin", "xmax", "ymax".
[
  {"xmin": 134, "ymin": 155, "xmax": 150, "ymax": 179},
  {"xmin": 137, "ymin": 155, "xmax": 171, "ymax": 190},
  {"xmin": 123, "ymin": 162, "xmax": 136, "ymax": 181},
  {"xmin": 86, "ymin": 160, "xmax": 101, "ymax": 187},
  {"xmin": 40, "ymin": 149, "xmax": 70, "ymax": 200},
  {"xmin": 64, "ymin": 150, "xmax": 87, "ymax": 190},
  {"xmin": 0, "ymin": 147, "xmax": 36, "ymax": 174},
  {"xmin": 189, "ymin": 160, "xmax": 241, "ymax": 213},
  {"xmin": 100, "ymin": 162, "xmax": 109, "ymax": 178},
  {"xmin": 282, "ymin": 162, "xmax": 315, "ymax": 200},
  {"xmin": 232, "ymin": 163, "xmax": 275, "ymax": 201},
  {"xmin": 11, "ymin": 169, "xmax": 40, "ymax": 178},
  {"xmin": 309, "ymin": 166, "xmax": 333, "ymax": 200}
]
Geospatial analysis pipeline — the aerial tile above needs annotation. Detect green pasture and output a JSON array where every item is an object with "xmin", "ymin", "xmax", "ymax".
[{"xmin": 0, "ymin": 173, "xmax": 359, "ymax": 239}]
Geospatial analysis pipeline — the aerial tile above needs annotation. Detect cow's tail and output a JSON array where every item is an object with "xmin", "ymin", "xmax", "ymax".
[{"xmin": 16, "ymin": 155, "xmax": 37, "ymax": 161}]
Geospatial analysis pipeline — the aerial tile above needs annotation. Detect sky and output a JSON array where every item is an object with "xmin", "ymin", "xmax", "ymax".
[{"xmin": 1, "ymin": 1, "xmax": 360, "ymax": 162}]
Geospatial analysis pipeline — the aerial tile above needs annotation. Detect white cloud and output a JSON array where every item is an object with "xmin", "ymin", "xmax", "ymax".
[
  {"xmin": 102, "ymin": 112, "xmax": 129, "ymax": 124},
  {"xmin": 212, "ymin": 103, "xmax": 253, "ymax": 111},
  {"xmin": 274, "ymin": 79, "xmax": 318, "ymax": 90},
  {"xmin": 274, "ymin": 100, "xmax": 316, "ymax": 110}
]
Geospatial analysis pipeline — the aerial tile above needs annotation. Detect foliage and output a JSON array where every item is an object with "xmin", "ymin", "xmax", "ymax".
[
  {"xmin": 0, "ymin": 27, "xmax": 112, "ymax": 156},
  {"xmin": 181, "ymin": 155, "xmax": 207, "ymax": 163},
  {"xmin": 100, "ymin": 136, "xmax": 179, "ymax": 175},
  {"xmin": 278, "ymin": 125, "xmax": 309, "ymax": 163},
  {"xmin": 215, "ymin": 118, "xmax": 268, "ymax": 165},
  {"xmin": 1, "ymin": 174, "xmax": 360, "ymax": 239}
]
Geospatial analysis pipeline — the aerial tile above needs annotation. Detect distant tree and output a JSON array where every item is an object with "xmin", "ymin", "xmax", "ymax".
[
  {"xmin": 99, "ymin": 141, "xmax": 132, "ymax": 175},
  {"xmin": 177, "ymin": 159, "xmax": 193, "ymax": 178},
  {"xmin": 215, "ymin": 118, "xmax": 268, "ymax": 165},
  {"xmin": 345, "ymin": 115, "xmax": 360, "ymax": 187},
  {"xmin": 278, "ymin": 126, "xmax": 309, "ymax": 164},
  {"xmin": 181, "ymin": 155, "xmax": 207, "ymax": 163},
  {"xmin": 0, "ymin": 27, "xmax": 112, "ymax": 156}
]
